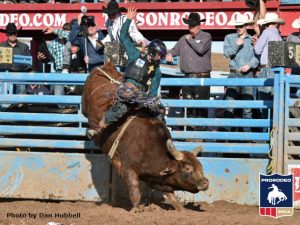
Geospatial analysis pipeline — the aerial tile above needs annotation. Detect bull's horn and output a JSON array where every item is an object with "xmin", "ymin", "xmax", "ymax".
[
  {"xmin": 192, "ymin": 146, "xmax": 203, "ymax": 156},
  {"xmin": 166, "ymin": 139, "xmax": 184, "ymax": 161}
]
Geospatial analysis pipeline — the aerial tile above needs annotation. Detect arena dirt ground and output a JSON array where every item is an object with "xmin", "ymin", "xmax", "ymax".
[
  {"xmin": 212, "ymin": 53, "xmax": 230, "ymax": 72},
  {"xmin": 0, "ymin": 199, "xmax": 299, "ymax": 225}
]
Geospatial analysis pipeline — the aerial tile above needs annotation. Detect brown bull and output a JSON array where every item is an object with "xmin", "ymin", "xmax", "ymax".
[{"xmin": 82, "ymin": 62, "xmax": 209, "ymax": 211}]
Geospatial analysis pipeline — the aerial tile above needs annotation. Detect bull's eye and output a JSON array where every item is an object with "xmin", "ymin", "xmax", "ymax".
[{"xmin": 184, "ymin": 164, "xmax": 194, "ymax": 173}]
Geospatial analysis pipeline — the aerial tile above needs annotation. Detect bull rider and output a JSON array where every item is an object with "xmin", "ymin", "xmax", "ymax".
[{"xmin": 87, "ymin": 7, "xmax": 167, "ymax": 138}]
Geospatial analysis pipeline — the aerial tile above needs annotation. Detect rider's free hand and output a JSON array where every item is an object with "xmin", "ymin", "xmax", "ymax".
[{"xmin": 127, "ymin": 7, "xmax": 137, "ymax": 20}]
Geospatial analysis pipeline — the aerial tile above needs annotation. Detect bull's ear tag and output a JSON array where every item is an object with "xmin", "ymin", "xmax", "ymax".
[{"xmin": 159, "ymin": 167, "xmax": 176, "ymax": 176}]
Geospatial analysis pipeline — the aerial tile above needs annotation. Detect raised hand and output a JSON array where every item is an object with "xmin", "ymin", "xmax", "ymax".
[
  {"xmin": 240, "ymin": 64, "xmax": 250, "ymax": 73},
  {"xmin": 252, "ymin": 34, "xmax": 258, "ymax": 45},
  {"xmin": 127, "ymin": 7, "xmax": 137, "ymax": 20},
  {"xmin": 42, "ymin": 27, "xmax": 54, "ymax": 34},
  {"xmin": 37, "ymin": 52, "xmax": 46, "ymax": 61}
]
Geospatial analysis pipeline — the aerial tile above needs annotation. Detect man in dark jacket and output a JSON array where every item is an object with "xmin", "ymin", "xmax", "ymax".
[
  {"xmin": 87, "ymin": 7, "xmax": 167, "ymax": 138},
  {"xmin": 0, "ymin": 22, "xmax": 31, "ymax": 94},
  {"xmin": 69, "ymin": 13, "xmax": 105, "ymax": 72}
]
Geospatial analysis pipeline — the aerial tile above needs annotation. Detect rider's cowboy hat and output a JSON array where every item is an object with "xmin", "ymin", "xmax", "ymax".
[
  {"xmin": 292, "ymin": 17, "xmax": 300, "ymax": 29},
  {"xmin": 257, "ymin": 13, "xmax": 285, "ymax": 25},
  {"xmin": 227, "ymin": 14, "xmax": 254, "ymax": 26},
  {"xmin": 182, "ymin": 13, "xmax": 206, "ymax": 27},
  {"xmin": 102, "ymin": 0, "xmax": 127, "ymax": 15}
]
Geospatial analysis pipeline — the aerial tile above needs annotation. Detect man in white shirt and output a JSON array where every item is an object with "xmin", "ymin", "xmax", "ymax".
[
  {"xmin": 287, "ymin": 17, "xmax": 300, "ymax": 75},
  {"xmin": 254, "ymin": 12, "xmax": 284, "ymax": 126},
  {"xmin": 101, "ymin": 0, "xmax": 149, "ymax": 46}
]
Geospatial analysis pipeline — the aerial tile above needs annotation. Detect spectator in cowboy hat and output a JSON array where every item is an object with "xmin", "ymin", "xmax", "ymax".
[
  {"xmin": 223, "ymin": 14, "xmax": 259, "ymax": 132},
  {"xmin": 254, "ymin": 12, "xmax": 284, "ymax": 127},
  {"xmin": 101, "ymin": 0, "xmax": 149, "ymax": 46},
  {"xmin": 288, "ymin": 17, "xmax": 300, "ymax": 43},
  {"xmin": 292, "ymin": 17, "xmax": 300, "ymax": 31},
  {"xmin": 166, "ymin": 12, "xmax": 211, "ymax": 130},
  {"xmin": 0, "ymin": 22, "xmax": 31, "ymax": 94},
  {"xmin": 287, "ymin": 17, "xmax": 300, "ymax": 75},
  {"xmin": 255, "ymin": 12, "xmax": 285, "ymax": 67}
]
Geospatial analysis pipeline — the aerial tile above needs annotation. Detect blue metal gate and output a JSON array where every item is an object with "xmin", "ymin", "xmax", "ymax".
[
  {"xmin": 0, "ymin": 66, "xmax": 287, "ymax": 205},
  {"xmin": 282, "ymin": 72, "xmax": 300, "ymax": 174}
]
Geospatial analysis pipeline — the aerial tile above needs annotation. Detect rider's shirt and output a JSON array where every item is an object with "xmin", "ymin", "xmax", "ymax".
[
  {"xmin": 123, "ymin": 55, "xmax": 156, "ymax": 89},
  {"xmin": 120, "ymin": 19, "xmax": 162, "ymax": 97}
]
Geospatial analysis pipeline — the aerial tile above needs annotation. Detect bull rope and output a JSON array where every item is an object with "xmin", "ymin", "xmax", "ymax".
[
  {"xmin": 267, "ymin": 128, "xmax": 277, "ymax": 174},
  {"xmin": 108, "ymin": 116, "xmax": 136, "ymax": 160},
  {"xmin": 89, "ymin": 67, "xmax": 121, "ymax": 98},
  {"xmin": 96, "ymin": 67, "xmax": 121, "ymax": 85}
]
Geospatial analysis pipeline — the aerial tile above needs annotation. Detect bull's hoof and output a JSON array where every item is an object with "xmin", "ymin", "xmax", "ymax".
[
  {"xmin": 130, "ymin": 206, "xmax": 141, "ymax": 213},
  {"xmin": 87, "ymin": 129, "xmax": 100, "ymax": 139},
  {"xmin": 130, "ymin": 203, "xmax": 145, "ymax": 213},
  {"xmin": 87, "ymin": 129, "xmax": 96, "ymax": 139}
]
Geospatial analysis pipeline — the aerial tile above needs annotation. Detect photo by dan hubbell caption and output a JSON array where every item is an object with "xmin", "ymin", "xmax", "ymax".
[{"xmin": 6, "ymin": 212, "xmax": 80, "ymax": 220}]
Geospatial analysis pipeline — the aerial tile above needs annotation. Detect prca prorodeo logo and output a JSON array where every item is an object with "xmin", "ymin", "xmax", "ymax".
[{"xmin": 259, "ymin": 173, "xmax": 293, "ymax": 219}]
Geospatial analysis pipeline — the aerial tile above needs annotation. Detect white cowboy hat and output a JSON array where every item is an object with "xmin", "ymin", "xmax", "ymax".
[
  {"xmin": 227, "ymin": 14, "xmax": 254, "ymax": 26},
  {"xmin": 257, "ymin": 13, "xmax": 285, "ymax": 25},
  {"xmin": 292, "ymin": 17, "xmax": 300, "ymax": 29}
]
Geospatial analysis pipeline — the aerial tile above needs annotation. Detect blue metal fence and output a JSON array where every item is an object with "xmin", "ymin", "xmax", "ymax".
[
  {"xmin": 281, "ymin": 73, "xmax": 300, "ymax": 175},
  {"xmin": 0, "ymin": 66, "xmax": 289, "ymax": 204}
]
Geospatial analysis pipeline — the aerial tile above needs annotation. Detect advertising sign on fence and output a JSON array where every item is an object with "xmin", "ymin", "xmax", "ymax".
[
  {"xmin": 288, "ymin": 164, "xmax": 300, "ymax": 208},
  {"xmin": 0, "ymin": 47, "xmax": 12, "ymax": 65}
]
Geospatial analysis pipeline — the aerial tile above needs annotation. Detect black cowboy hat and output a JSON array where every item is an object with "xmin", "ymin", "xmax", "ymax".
[
  {"xmin": 182, "ymin": 13, "xmax": 206, "ymax": 27},
  {"xmin": 102, "ymin": 0, "xmax": 127, "ymax": 15},
  {"xmin": 6, "ymin": 23, "xmax": 18, "ymax": 34}
]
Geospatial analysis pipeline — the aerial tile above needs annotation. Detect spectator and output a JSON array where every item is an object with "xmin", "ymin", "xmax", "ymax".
[
  {"xmin": 0, "ymin": 22, "xmax": 31, "ymax": 94},
  {"xmin": 37, "ymin": 23, "xmax": 70, "ymax": 96},
  {"xmin": 19, "ymin": 0, "xmax": 48, "ymax": 3},
  {"xmin": 166, "ymin": 12, "xmax": 211, "ymax": 130},
  {"xmin": 254, "ymin": 12, "xmax": 284, "ymax": 126},
  {"xmin": 26, "ymin": 84, "xmax": 50, "ymax": 95},
  {"xmin": 69, "ymin": 13, "xmax": 105, "ymax": 72},
  {"xmin": 223, "ymin": 14, "xmax": 259, "ymax": 132},
  {"xmin": 287, "ymin": 17, "xmax": 300, "ymax": 75},
  {"xmin": 63, "ymin": 41, "xmax": 86, "ymax": 73},
  {"xmin": 101, "ymin": 0, "xmax": 149, "ymax": 46},
  {"xmin": 87, "ymin": 7, "xmax": 167, "ymax": 138},
  {"xmin": 62, "ymin": 41, "xmax": 86, "ymax": 95},
  {"xmin": 62, "ymin": 19, "xmax": 86, "ymax": 73},
  {"xmin": 1, "ymin": 0, "xmax": 17, "ymax": 3},
  {"xmin": 288, "ymin": 16, "xmax": 300, "ymax": 43}
]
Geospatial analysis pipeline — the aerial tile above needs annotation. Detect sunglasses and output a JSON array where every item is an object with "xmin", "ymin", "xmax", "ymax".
[
  {"xmin": 7, "ymin": 32, "xmax": 17, "ymax": 36},
  {"xmin": 188, "ymin": 24, "xmax": 200, "ymax": 29},
  {"xmin": 235, "ymin": 25, "xmax": 245, "ymax": 29},
  {"xmin": 87, "ymin": 23, "xmax": 96, "ymax": 27}
]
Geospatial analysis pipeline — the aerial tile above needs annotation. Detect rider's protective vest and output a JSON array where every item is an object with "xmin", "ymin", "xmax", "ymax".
[{"xmin": 123, "ymin": 55, "xmax": 156, "ymax": 88}]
